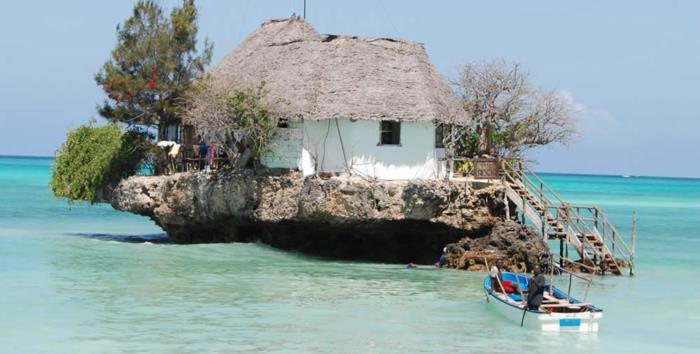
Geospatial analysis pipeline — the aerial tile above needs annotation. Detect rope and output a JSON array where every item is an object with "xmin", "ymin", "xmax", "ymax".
[
  {"xmin": 320, "ymin": 119, "xmax": 331, "ymax": 170},
  {"xmin": 377, "ymin": 0, "xmax": 401, "ymax": 39},
  {"xmin": 334, "ymin": 118, "xmax": 350, "ymax": 173}
]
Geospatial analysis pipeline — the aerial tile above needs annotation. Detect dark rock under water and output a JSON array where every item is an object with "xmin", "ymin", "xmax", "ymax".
[{"xmin": 443, "ymin": 220, "xmax": 550, "ymax": 272}]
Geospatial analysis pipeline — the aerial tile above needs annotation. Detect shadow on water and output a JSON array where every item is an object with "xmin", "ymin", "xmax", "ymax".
[{"xmin": 63, "ymin": 232, "xmax": 171, "ymax": 244}]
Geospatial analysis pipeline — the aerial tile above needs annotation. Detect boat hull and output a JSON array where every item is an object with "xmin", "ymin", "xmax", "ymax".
[
  {"xmin": 487, "ymin": 293, "xmax": 602, "ymax": 332},
  {"xmin": 484, "ymin": 273, "xmax": 603, "ymax": 332}
]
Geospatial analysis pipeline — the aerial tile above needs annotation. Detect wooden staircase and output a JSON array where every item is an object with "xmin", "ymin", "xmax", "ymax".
[{"xmin": 501, "ymin": 159, "xmax": 636, "ymax": 276}]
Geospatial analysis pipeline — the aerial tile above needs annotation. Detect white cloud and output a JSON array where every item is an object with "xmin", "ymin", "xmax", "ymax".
[
  {"xmin": 555, "ymin": 89, "xmax": 616, "ymax": 132},
  {"xmin": 554, "ymin": 89, "xmax": 585, "ymax": 112}
]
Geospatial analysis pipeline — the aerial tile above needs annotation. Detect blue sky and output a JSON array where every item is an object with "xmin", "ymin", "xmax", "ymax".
[{"xmin": 0, "ymin": 1, "xmax": 698, "ymax": 177}]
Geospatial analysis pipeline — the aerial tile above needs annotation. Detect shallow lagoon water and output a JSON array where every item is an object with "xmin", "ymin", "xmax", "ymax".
[{"xmin": 1, "ymin": 156, "xmax": 698, "ymax": 353}]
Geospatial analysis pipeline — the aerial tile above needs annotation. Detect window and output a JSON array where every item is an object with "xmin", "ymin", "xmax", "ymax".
[{"xmin": 379, "ymin": 120, "xmax": 401, "ymax": 145}]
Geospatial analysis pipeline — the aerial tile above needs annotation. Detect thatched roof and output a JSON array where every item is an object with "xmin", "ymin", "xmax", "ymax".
[{"xmin": 209, "ymin": 17, "xmax": 468, "ymax": 124}]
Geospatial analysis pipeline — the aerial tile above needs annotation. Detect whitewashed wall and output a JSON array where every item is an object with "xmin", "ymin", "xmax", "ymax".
[
  {"xmin": 261, "ymin": 118, "xmax": 446, "ymax": 180},
  {"xmin": 301, "ymin": 118, "xmax": 444, "ymax": 180},
  {"xmin": 261, "ymin": 121, "xmax": 303, "ymax": 169}
]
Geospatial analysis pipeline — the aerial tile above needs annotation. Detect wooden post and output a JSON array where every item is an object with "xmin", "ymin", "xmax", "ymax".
[
  {"xmin": 631, "ymin": 211, "xmax": 637, "ymax": 257},
  {"xmin": 521, "ymin": 193, "xmax": 526, "ymax": 225},
  {"xmin": 485, "ymin": 258, "xmax": 508, "ymax": 297},
  {"xmin": 505, "ymin": 195, "xmax": 511, "ymax": 221},
  {"xmin": 583, "ymin": 272, "xmax": 594, "ymax": 303},
  {"xmin": 559, "ymin": 238, "xmax": 564, "ymax": 268},
  {"xmin": 513, "ymin": 269, "xmax": 528, "ymax": 308},
  {"xmin": 630, "ymin": 211, "xmax": 637, "ymax": 276},
  {"xmin": 549, "ymin": 253, "xmax": 555, "ymax": 297},
  {"xmin": 594, "ymin": 208, "xmax": 599, "ymax": 231},
  {"xmin": 541, "ymin": 212, "xmax": 546, "ymax": 240}
]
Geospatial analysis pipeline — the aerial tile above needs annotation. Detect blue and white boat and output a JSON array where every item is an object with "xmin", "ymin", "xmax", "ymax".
[{"xmin": 484, "ymin": 272, "xmax": 603, "ymax": 332}]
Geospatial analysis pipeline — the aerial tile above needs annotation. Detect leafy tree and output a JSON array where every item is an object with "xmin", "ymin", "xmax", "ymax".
[
  {"xmin": 51, "ymin": 123, "xmax": 151, "ymax": 204},
  {"xmin": 453, "ymin": 59, "xmax": 577, "ymax": 158},
  {"xmin": 95, "ymin": 0, "xmax": 212, "ymax": 132},
  {"xmin": 181, "ymin": 77, "xmax": 277, "ymax": 166}
]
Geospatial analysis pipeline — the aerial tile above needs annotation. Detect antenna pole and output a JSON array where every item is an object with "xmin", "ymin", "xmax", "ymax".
[{"xmin": 303, "ymin": 0, "xmax": 306, "ymax": 19}]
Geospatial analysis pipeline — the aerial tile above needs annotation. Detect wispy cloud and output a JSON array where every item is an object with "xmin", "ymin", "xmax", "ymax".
[{"xmin": 556, "ymin": 89, "xmax": 616, "ymax": 136}]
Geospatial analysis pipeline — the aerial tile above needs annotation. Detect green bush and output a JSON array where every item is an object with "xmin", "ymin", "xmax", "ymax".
[
  {"xmin": 455, "ymin": 160, "xmax": 474, "ymax": 175},
  {"xmin": 51, "ymin": 122, "xmax": 151, "ymax": 204}
]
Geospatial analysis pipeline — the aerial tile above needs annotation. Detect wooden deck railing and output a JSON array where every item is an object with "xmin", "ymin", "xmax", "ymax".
[
  {"xmin": 500, "ymin": 158, "xmax": 636, "ymax": 275},
  {"xmin": 152, "ymin": 148, "xmax": 231, "ymax": 175}
]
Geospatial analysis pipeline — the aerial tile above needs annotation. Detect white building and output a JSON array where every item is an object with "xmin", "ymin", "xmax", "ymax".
[{"xmin": 208, "ymin": 17, "xmax": 468, "ymax": 180}]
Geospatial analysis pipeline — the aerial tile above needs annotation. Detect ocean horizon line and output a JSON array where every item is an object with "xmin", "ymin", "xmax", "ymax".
[
  {"xmin": 2, "ymin": 154, "xmax": 698, "ymax": 181},
  {"xmin": 1, "ymin": 154, "xmax": 53, "ymax": 160},
  {"xmin": 535, "ymin": 171, "xmax": 700, "ymax": 182}
]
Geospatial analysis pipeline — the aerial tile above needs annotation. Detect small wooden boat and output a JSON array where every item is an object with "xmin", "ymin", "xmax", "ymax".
[{"xmin": 484, "ymin": 272, "xmax": 603, "ymax": 332}]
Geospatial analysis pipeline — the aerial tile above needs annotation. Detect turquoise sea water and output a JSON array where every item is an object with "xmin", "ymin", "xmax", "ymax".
[{"xmin": 1, "ymin": 156, "xmax": 698, "ymax": 353}]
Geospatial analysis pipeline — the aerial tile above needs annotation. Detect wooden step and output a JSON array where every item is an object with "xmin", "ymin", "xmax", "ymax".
[
  {"xmin": 547, "ymin": 232, "xmax": 567, "ymax": 239},
  {"xmin": 576, "ymin": 235, "xmax": 603, "ymax": 244}
]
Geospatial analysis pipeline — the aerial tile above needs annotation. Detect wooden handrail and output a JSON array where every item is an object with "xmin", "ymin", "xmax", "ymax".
[
  {"xmin": 594, "ymin": 206, "xmax": 633, "ymax": 255},
  {"xmin": 505, "ymin": 159, "xmax": 568, "ymax": 206},
  {"xmin": 501, "ymin": 158, "xmax": 634, "ymax": 274},
  {"xmin": 570, "ymin": 210, "xmax": 617, "ymax": 270}
]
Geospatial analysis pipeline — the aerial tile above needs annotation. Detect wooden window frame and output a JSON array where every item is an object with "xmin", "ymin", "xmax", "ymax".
[{"xmin": 378, "ymin": 120, "xmax": 401, "ymax": 146}]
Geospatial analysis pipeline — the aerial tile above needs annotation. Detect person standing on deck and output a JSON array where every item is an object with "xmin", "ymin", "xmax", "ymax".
[{"xmin": 527, "ymin": 266, "xmax": 546, "ymax": 310}]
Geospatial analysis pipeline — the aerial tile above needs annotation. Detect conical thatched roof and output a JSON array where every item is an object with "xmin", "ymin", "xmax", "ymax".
[{"xmin": 209, "ymin": 17, "xmax": 468, "ymax": 124}]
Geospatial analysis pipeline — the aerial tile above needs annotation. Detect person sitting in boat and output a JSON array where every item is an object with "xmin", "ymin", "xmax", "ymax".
[
  {"xmin": 490, "ymin": 261, "xmax": 504, "ymax": 292},
  {"xmin": 527, "ymin": 266, "xmax": 546, "ymax": 310},
  {"xmin": 490, "ymin": 261, "xmax": 520, "ymax": 294}
]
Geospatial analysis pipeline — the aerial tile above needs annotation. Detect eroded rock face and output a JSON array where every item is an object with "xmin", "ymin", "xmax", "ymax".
[
  {"xmin": 110, "ymin": 170, "xmax": 506, "ymax": 263},
  {"xmin": 443, "ymin": 220, "xmax": 550, "ymax": 273}
]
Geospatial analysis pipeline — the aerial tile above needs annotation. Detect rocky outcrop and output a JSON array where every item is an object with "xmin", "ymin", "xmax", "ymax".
[
  {"xmin": 443, "ymin": 220, "xmax": 550, "ymax": 273},
  {"xmin": 111, "ymin": 169, "xmax": 506, "ymax": 263},
  {"xmin": 111, "ymin": 170, "xmax": 551, "ymax": 267}
]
